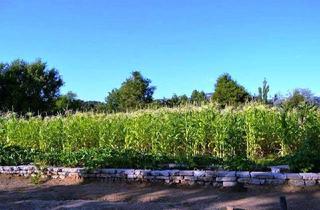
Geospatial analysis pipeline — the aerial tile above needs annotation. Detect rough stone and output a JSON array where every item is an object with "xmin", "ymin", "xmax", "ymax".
[
  {"xmin": 205, "ymin": 171, "xmax": 217, "ymax": 177},
  {"xmin": 237, "ymin": 178, "xmax": 250, "ymax": 183},
  {"xmin": 100, "ymin": 169, "xmax": 116, "ymax": 174},
  {"xmin": 197, "ymin": 176, "xmax": 214, "ymax": 182},
  {"xmin": 236, "ymin": 171, "xmax": 250, "ymax": 178},
  {"xmin": 249, "ymin": 178, "xmax": 265, "ymax": 185},
  {"xmin": 299, "ymin": 173, "xmax": 320, "ymax": 180},
  {"xmin": 117, "ymin": 169, "xmax": 135, "ymax": 176},
  {"xmin": 216, "ymin": 176, "xmax": 237, "ymax": 182},
  {"xmin": 265, "ymin": 179, "xmax": 286, "ymax": 185},
  {"xmin": 251, "ymin": 172, "xmax": 273, "ymax": 179},
  {"xmin": 183, "ymin": 176, "xmax": 196, "ymax": 181},
  {"xmin": 269, "ymin": 165, "xmax": 290, "ymax": 173},
  {"xmin": 194, "ymin": 170, "xmax": 206, "ymax": 177},
  {"xmin": 217, "ymin": 171, "xmax": 236, "ymax": 177},
  {"xmin": 156, "ymin": 176, "xmax": 170, "ymax": 180},
  {"xmin": 223, "ymin": 181, "xmax": 238, "ymax": 187},
  {"xmin": 273, "ymin": 173, "xmax": 287, "ymax": 180},
  {"xmin": 140, "ymin": 170, "xmax": 151, "ymax": 176},
  {"xmin": 305, "ymin": 180, "xmax": 316, "ymax": 186},
  {"xmin": 150, "ymin": 170, "xmax": 169, "ymax": 177},
  {"xmin": 179, "ymin": 170, "xmax": 194, "ymax": 176},
  {"xmin": 286, "ymin": 173, "xmax": 302, "ymax": 180}
]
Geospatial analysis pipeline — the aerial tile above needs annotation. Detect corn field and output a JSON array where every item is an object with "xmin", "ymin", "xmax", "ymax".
[{"xmin": 0, "ymin": 103, "xmax": 320, "ymax": 171}]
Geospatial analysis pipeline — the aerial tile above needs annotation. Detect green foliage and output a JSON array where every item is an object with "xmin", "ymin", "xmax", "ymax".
[
  {"xmin": 190, "ymin": 90, "xmax": 208, "ymax": 105},
  {"xmin": 105, "ymin": 71, "xmax": 156, "ymax": 112},
  {"xmin": 212, "ymin": 73, "xmax": 251, "ymax": 106},
  {"xmin": 284, "ymin": 89, "xmax": 314, "ymax": 108},
  {"xmin": 258, "ymin": 78, "xmax": 269, "ymax": 104},
  {"xmin": 31, "ymin": 173, "xmax": 42, "ymax": 185},
  {"xmin": 0, "ymin": 59, "xmax": 63, "ymax": 114},
  {"xmin": 0, "ymin": 104, "xmax": 320, "ymax": 172}
]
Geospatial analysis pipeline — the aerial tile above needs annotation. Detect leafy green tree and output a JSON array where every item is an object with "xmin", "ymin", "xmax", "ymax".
[
  {"xmin": 105, "ymin": 71, "xmax": 155, "ymax": 112},
  {"xmin": 105, "ymin": 89, "xmax": 121, "ymax": 112},
  {"xmin": 258, "ymin": 78, "xmax": 270, "ymax": 104},
  {"xmin": 284, "ymin": 89, "xmax": 314, "ymax": 108},
  {"xmin": 0, "ymin": 59, "xmax": 63, "ymax": 114},
  {"xmin": 55, "ymin": 91, "xmax": 82, "ymax": 112},
  {"xmin": 190, "ymin": 90, "xmax": 207, "ymax": 105},
  {"xmin": 211, "ymin": 73, "xmax": 250, "ymax": 106}
]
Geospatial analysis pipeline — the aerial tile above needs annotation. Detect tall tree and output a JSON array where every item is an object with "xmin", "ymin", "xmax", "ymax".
[
  {"xmin": 211, "ymin": 73, "xmax": 250, "ymax": 106},
  {"xmin": 190, "ymin": 90, "xmax": 207, "ymax": 105},
  {"xmin": 258, "ymin": 78, "xmax": 270, "ymax": 104},
  {"xmin": 0, "ymin": 59, "xmax": 63, "ymax": 113},
  {"xmin": 105, "ymin": 71, "xmax": 156, "ymax": 112}
]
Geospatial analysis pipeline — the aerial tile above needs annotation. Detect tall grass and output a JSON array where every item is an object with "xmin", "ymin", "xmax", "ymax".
[{"xmin": 0, "ymin": 103, "xmax": 319, "ymax": 171}]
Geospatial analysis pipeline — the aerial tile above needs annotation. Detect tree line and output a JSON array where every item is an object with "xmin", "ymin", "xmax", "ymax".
[{"xmin": 0, "ymin": 59, "xmax": 318, "ymax": 115}]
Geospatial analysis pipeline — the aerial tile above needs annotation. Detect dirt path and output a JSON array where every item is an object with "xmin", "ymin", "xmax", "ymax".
[{"xmin": 0, "ymin": 175, "xmax": 320, "ymax": 210}]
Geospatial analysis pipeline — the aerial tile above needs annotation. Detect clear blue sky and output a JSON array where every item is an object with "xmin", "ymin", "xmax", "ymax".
[{"xmin": 1, "ymin": 0, "xmax": 320, "ymax": 101}]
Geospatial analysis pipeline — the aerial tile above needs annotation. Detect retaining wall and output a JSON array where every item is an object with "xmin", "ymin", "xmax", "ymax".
[{"xmin": 1, "ymin": 165, "xmax": 319, "ymax": 187}]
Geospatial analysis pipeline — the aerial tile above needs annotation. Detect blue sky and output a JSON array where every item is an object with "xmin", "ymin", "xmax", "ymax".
[{"xmin": 1, "ymin": 0, "xmax": 320, "ymax": 101}]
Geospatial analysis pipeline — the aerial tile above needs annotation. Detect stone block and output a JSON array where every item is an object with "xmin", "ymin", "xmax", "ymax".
[
  {"xmin": 269, "ymin": 165, "xmax": 290, "ymax": 173},
  {"xmin": 222, "ymin": 182, "xmax": 238, "ymax": 187},
  {"xmin": 197, "ymin": 176, "xmax": 214, "ymax": 182},
  {"xmin": 150, "ymin": 170, "xmax": 167, "ymax": 176},
  {"xmin": 237, "ymin": 178, "xmax": 250, "ymax": 183},
  {"xmin": 286, "ymin": 173, "xmax": 302, "ymax": 180},
  {"xmin": 305, "ymin": 180, "xmax": 316, "ymax": 186},
  {"xmin": 223, "ymin": 181, "xmax": 238, "ymax": 187},
  {"xmin": 62, "ymin": 167, "xmax": 83, "ymax": 173},
  {"xmin": 156, "ymin": 176, "xmax": 170, "ymax": 180},
  {"xmin": 299, "ymin": 173, "xmax": 320, "ymax": 180},
  {"xmin": 117, "ymin": 169, "xmax": 134, "ymax": 176},
  {"xmin": 217, "ymin": 171, "xmax": 236, "ymax": 177},
  {"xmin": 144, "ymin": 176, "xmax": 156, "ymax": 180},
  {"xmin": 100, "ymin": 169, "xmax": 116, "ymax": 174},
  {"xmin": 265, "ymin": 179, "xmax": 286, "ymax": 185},
  {"xmin": 205, "ymin": 171, "xmax": 217, "ymax": 177},
  {"xmin": 183, "ymin": 176, "xmax": 196, "ymax": 181},
  {"xmin": 273, "ymin": 173, "xmax": 287, "ymax": 180},
  {"xmin": 127, "ymin": 174, "xmax": 136, "ymax": 179},
  {"xmin": 251, "ymin": 172, "xmax": 273, "ymax": 179},
  {"xmin": 194, "ymin": 170, "xmax": 206, "ymax": 177},
  {"xmin": 236, "ymin": 171, "xmax": 250, "ymax": 178},
  {"xmin": 216, "ymin": 176, "xmax": 237, "ymax": 182},
  {"xmin": 249, "ymin": 178, "xmax": 265, "ymax": 185},
  {"xmin": 140, "ymin": 170, "xmax": 151, "ymax": 176},
  {"xmin": 179, "ymin": 170, "xmax": 194, "ymax": 176}
]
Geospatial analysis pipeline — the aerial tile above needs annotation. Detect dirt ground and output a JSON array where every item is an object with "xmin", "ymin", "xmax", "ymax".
[{"xmin": 0, "ymin": 175, "xmax": 320, "ymax": 210}]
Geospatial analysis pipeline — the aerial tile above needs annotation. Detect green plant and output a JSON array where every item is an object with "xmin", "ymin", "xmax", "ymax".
[{"xmin": 0, "ymin": 103, "xmax": 319, "ymax": 172}]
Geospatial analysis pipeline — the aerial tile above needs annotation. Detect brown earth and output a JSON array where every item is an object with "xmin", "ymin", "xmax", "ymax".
[{"xmin": 0, "ymin": 174, "xmax": 320, "ymax": 210}]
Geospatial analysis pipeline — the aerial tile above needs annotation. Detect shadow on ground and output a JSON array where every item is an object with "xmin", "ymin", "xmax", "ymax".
[{"xmin": 0, "ymin": 175, "xmax": 319, "ymax": 210}]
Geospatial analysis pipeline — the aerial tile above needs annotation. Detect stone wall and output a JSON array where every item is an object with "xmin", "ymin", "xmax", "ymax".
[{"xmin": 1, "ymin": 165, "xmax": 319, "ymax": 187}]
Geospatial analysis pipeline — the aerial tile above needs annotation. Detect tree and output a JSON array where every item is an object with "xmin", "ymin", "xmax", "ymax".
[
  {"xmin": 55, "ymin": 91, "xmax": 81, "ymax": 112},
  {"xmin": 211, "ymin": 73, "xmax": 250, "ymax": 106},
  {"xmin": 0, "ymin": 59, "xmax": 63, "ymax": 114},
  {"xmin": 190, "ymin": 90, "xmax": 207, "ymax": 105},
  {"xmin": 105, "ymin": 71, "xmax": 156, "ymax": 112},
  {"xmin": 258, "ymin": 78, "xmax": 269, "ymax": 104},
  {"xmin": 284, "ymin": 89, "xmax": 315, "ymax": 108}
]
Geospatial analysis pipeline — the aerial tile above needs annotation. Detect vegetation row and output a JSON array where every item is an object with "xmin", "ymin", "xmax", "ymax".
[{"xmin": 1, "ymin": 103, "xmax": 319, "ymax": 172}]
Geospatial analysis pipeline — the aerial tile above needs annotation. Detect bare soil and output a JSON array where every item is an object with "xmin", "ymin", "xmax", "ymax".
[{"xmin": 0, "ymin": 175, "xmax": 320, "ymax": 210}]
